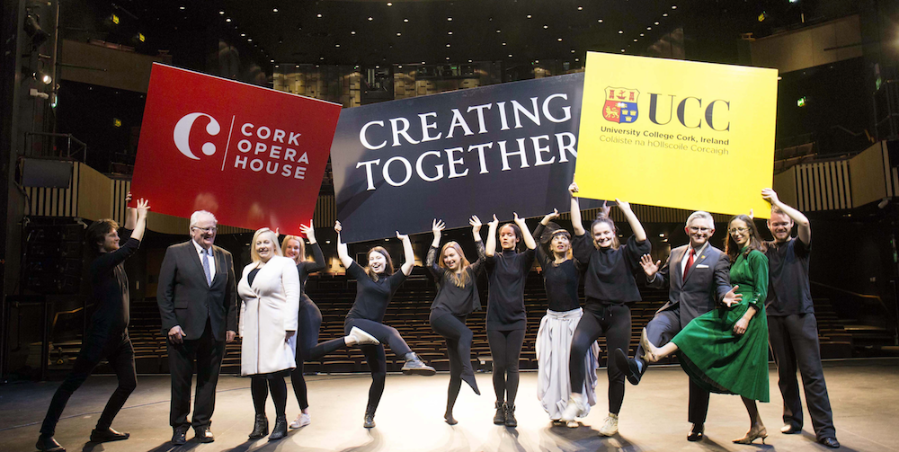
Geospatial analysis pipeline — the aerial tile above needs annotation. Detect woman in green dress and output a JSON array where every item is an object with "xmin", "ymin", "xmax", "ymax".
[{"xmin": 641, "ymin": 214, "xmax": 770, "ymax": 445}]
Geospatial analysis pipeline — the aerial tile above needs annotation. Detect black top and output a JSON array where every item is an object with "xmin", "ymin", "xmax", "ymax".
[
  {"xmin": 427, "ymin": 241, "xmax": 486, "ymax": 322},
  {"xmin": 248, "ymin": 268, "xmax": 261, "ymax": 286},
  {"xmin": 534, "ymin": 224, "xmax": 583, "ymax": 313},
  {"xmin": 485, "ymin": 247, "xmax": 536, "ymax": 331},
  {"xmin": 572, "ymin": 233, "xmax": 649, "ymax": 305},
  {"xmin": 345, "ymin": 261, "xmax": 407, "ymax": 323},
  {"xmin": 88, "ymin": 229, "xmax": 140, "ymax": 335},
  {"xmin": 764, "ymin": 237, "xmax": 814, "ymax": 316},
  {"xmin": 297, "ymin": 242, "xmax": 326, "ymax": 303}
]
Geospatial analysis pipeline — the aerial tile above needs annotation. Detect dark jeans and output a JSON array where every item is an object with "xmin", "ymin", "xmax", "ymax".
[
  {"xmin": 638, "ymin": 308, "xmax": 710, "ymax": 424},
  {"xmin": 570, "ymin": 303, "xmax": 631, "ymax": 414},
  {"xmin": 40, "ymin": 330, "xmax": 137, "ymax": 436},
  {"xmin": 167, "ymin": 320, "xmax": 226, "ymax": 429},
  {"xmin": 768, "ymin": 313, "xmax": 836, "ymax": 439},
  {"xmin": 487, "ymin": 329, "xmax": 525, "ymax": 405}
]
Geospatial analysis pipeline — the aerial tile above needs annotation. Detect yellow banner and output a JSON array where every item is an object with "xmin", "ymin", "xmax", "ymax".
[{"xmin": 574, "ymin": 52, "xmax": 778, "ymax": 218}]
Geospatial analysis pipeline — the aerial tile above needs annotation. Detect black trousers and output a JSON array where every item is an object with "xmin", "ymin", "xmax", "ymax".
[
  {"xmin": 569, "ymin": 303, "xmax": 631, "ymax": 415},
  {"xmin": 487, "ymin": 329, "xmax": 525, "ymax": 405},
  {"xmin": 768, "ymin": 313, "xmax": 836, "ymax": 440},
  {"xmin": 291, "ymin": 298, "xmax": 324, "ymax": 410},
  {"xmin": 637, "ymin": 308, "xmax": 710, "ymax": 425},
  {"xmin": 431, "ymin": 314, "xmax": 477, "ymax": 411},
  {"xmin": 344, "ymin": 319, "xmax": 413, "ymax": 414},
  {"xmin": 40, "ymin": 330, "xmax": 136, "ymax": 436},
  {"xmin": 167, "ymin": 320, "xmax": 226, "ymax": 429}
]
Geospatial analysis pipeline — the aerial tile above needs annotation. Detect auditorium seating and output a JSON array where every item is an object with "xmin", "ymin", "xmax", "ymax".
[{"xmin": 79, "ymin": 266, "xmax": 874, "ymax": 376}]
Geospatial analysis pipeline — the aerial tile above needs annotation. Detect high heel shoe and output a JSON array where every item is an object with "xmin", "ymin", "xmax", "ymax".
[
  {"xmin": 733, "ymin": 424, "xmax": 768, "ymax": 445},
  {"xmin": 639, "ymin": 328, "xmax": 658, "ymax": 363}
]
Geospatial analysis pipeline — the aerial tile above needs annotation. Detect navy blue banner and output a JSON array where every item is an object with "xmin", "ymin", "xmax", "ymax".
[{"xmin": 331, "ymin": 73, "xmax": 593, "ymax": 243}]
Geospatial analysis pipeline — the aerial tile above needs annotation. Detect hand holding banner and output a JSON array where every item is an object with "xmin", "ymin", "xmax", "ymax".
[
  {"xmin": 574, "ymin": 52, "xmax": 778, "ymax": 218},
  {"xmin": 131, "ymin": 64, "xmax": 342, "ymax": 233}
]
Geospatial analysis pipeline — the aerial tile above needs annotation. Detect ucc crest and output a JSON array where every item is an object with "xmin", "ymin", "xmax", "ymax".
[{"xmin": 602, "ymin": 87, "xmax": 639, "ymax": 124}]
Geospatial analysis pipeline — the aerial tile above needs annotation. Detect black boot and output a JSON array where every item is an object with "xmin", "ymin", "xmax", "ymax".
[
  {"xmin": 248, "ymin": 414, "xmax": 269, "ymax": 439},
  {"xmin": 504, "ymin": 403, "xmax": 517, "ymax": 428},
  {"xmin": 364, "ymin": 406, "xmax": 376, "ymax": 428},
  {"xmin": 268, "ymin": 415, "xmax": 288, "ymax": 441},
  {"xmin": 401, "ymin": 352, "xmax": 436, "ymax": 376},
  {"xmin": 493, "ymin": 401, "xmax": 505, "ymax": 425}
]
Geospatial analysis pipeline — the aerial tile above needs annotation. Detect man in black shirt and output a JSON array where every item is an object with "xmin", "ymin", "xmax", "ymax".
[
  {"xmin": 762, "ymin": 189, "xmax": 839, "ymax": 449},
  {"xmin": 36, "ymin": 199, "xmax": 150, "ymax": 452}
]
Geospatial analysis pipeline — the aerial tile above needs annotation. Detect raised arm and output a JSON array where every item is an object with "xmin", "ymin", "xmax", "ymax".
[
  {"xmin": 762, "ymin": 188, "xmax": 810, "ymax": 245},
  {"xmin": 470, "ymin": 215, "xmax": 483, "ymax": 243},
  {"xmin": 569, "ymin": 183, "xmax": 585, "ymax": 236},
  {"xmin": 397, "ymin": 231, "xmax": 415, "ymax": 276},
  {"xmin": 430, "ymin": 218, "xmax": 444, "ymax": 248},
  {"xmin": 485, "ymin": 215, "xmax": 499, "ymax": 257},
  {"xmin": 615, "ymin": 199, "xmax": 646, "ymax": 242},
  {"xmin": 513, "ymin": 212, "xmax": 537, "ymax": 250},
  {"xmin": 124, "ymin": 192, "xmax": 137, "ymax": 230},
  {"xmin": 334, "ymin": 221, "xmax": 354, "ymax": 269},
  {"xmin": 131, "ymin": 199, "xmax": 149, "ymax": 242},
  {"xmin": 300, "ymin": 220, "xmax": 326, "ymax": 273}
]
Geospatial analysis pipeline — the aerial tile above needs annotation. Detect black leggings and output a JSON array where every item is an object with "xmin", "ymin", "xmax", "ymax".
[
  {"xmin": 431, "ymin": 314, "xmax": 477, "ymax": 413},
  {"xmin": 251, "ymin": 375, "xmax": 288, "ymax": 417},
  {"xmin": 569, "ymin": 302, "xmax": 631, "ymax": 414},
  {"xmin": 344, "ymin": 319, "xmax": 414, "ymax": 414},
  {"xmin": 487, "ymin": 329, "xmax": 525, "ymax": 405},
  {"xmin": 290, "ymin": 298, "xmax": 324, "ymax": 410},
  {"xmin": 40, "ymin": 331, "xmax": 136, "ymax": 436}
]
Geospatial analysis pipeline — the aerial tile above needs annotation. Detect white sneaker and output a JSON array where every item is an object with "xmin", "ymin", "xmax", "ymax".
[
  {"xmin": 289, "ymin": 412, "xmax": 311, "ymax": 429},
  {"xmin": 598, "ymin": 413, "xmax": 618, "ymax": 436},
  {"xmin": 349, "ymin": 327, "xmax": 380, "ymax": 345},
  {"xmin": 560, "ymin": 393, "xmax": 588, "ymax": 422}
]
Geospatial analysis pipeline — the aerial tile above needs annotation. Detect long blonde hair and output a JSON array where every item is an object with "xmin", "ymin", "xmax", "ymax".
[
  {"xmin": 250, "ymin": 228, "xmax": 281, "ymax": 263},
  {"xmin": 281, "ymin": 235, "xmax": 305, "ymax": 264},
  {"xmin": 439, "ymin": 241, "xmax": 472, "ymax": 288}
]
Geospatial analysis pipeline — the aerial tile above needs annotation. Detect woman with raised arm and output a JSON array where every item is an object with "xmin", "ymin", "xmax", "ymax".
[
  {"xmin": 640, "ymin": 214, "xmax": 770, "ymax": 445},
  {"xmin": 484, "ymin": 213, "xmax": 538, "ymax": 428},
  {"xmin": 427, "ymin": 217, "xmax": 487, "ymax": 425},
  {"xmin": 334, "ymin": 221, "xmax": 436, "ymax": 429},
  {"xmin": 280, "ymin": 221, "xmax": 380, "ymax": 432},
  {"xmin": 36, "ymin": 198, "xmax": 150, "ymax": 452},
  {"xmin": 560, "ymin": 183, "xmax": 650, "ymax": 437},
  {"xmin": 532, "ymin": 209, "xmax": 600, "ymax": 426}
]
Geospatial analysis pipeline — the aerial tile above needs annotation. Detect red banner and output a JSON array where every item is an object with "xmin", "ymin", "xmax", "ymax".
[{"xmin": 131, "ymin": 64, "xmax": 341, "ymax": 234}]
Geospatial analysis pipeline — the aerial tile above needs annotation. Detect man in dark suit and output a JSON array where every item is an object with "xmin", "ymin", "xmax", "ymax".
[
  {"xmin": 157, "ymin": 210, "xmax": 237, "ymax": 445},
  {"xmin": 613, "ymin": 210, "xmax": 739, "ymax": 442},
  {"xmin": 762, "ymin": 189, "xmax": 839, "ymax": 449}
]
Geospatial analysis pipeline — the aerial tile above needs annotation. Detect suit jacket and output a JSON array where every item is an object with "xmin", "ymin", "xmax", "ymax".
[
  {"xmin": 649, "ymin": 243, "xmax": 731, "ymax": 329},
  {"xmin": 157, "ymin": 241, "xmax": 238, "ymax": 342}
]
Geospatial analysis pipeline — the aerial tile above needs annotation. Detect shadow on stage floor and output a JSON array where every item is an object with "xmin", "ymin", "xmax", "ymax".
[{"xmin": 2, "ymin": 358, "xmax": 896, "ymax": 451}]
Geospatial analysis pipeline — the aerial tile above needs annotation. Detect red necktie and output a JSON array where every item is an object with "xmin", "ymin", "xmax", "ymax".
[{"xmin": 683, "ymin": 248, "xmax": 695, "ymax": 280}]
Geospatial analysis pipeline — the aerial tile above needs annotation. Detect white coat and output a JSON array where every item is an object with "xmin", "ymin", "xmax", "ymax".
[{"xmin": 238, "ymin": 255, "xmax": 299, "ymax": 376}]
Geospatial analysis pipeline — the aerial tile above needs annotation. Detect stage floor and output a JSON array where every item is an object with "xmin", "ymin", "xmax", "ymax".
[{"xmin": 2, "ymin": 358, "xmax": 897, "ymax": 452}]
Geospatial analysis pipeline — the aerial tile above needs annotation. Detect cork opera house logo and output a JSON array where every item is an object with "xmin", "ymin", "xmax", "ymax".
[
  {"xmin": 602, "ymin": 87, "xmax": 639, "ymax": 124},
  {"xmin": 173, "ymin": 112, "xmax": 222, "ymax": 160}
]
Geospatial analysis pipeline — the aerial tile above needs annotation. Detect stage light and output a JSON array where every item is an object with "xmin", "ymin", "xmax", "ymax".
[
  {"xmin": 219, "ymin": 10, "xmax": 224, "ymax": 15},
  {"xmin": 396, "ymin": 32, "xmax": 401, "ymax": 36},
  {"xmin": 527, "ymin": 14, "xmax": 532, "ymax": 19},
  {"xmin": 796, "ymin": 97, "xmax": 807, "ymax": 107},
  {"xmin": 272, "ymin": 8, "xmax": 278, "ymax": 13},
  {"xmin": 758, "ymin": 11, "xmax": 768, "ymax": 22},
  {"xmin": 448, "ymin": 31, "xmax": 453, "ymax": 34},
  {"xmin": 110, "ymin": 13, "xmax": 120, "ymax": 24},
  {"xmin": 137, "ymin": 33, "xmax": 146, "ymax": 42},
  {"xmin": 113, "ymin": 118, "xmax": 122, "ymax": 128},
  {"xmin": 226, "ymin": 18, "xmax": 231, "ymax": 22},
  {"xmin": 41, "ymin": 73, "xmax": 51, "ymax": 84},
  {"xmin": 351, "ymin": 30, "xmax": 355, "ymax": 34},
  {"xmin": 598, "ymin": 19, "xmax": 603, "ymax": 23}
]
